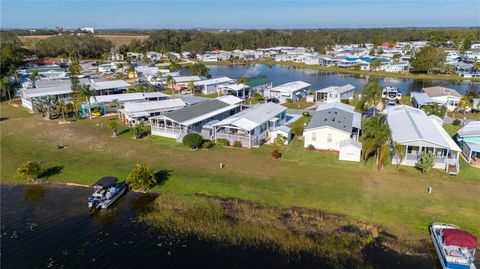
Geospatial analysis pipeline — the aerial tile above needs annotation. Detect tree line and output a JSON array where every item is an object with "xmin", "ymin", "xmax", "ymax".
[{"xmin": 121, "ymin": 28, "xmax": 480, "ymax": 53}]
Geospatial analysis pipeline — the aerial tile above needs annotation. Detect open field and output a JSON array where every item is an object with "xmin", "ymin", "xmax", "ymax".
[
  {"xmin": 1, "ymin": 101, "xmax": 479, "ymax": 242},
  {"xmin": 18, "ymin": 34, "xmax": 149, "ymax": 48},
  {"xmin": 204, "ymin": 59, "xmax": 480, "ymax": 82}
]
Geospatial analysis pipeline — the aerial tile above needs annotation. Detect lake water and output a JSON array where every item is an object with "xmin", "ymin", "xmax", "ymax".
[
  {"xmin": 1, "ymin": 185, "xmax": 434, "ymax": 269},
  {"xmin": 194, "ymin": 64, "xmax": 480, "ymax": 95}
]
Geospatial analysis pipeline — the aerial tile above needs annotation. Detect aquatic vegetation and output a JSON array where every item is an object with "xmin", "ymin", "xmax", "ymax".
[{"xmin": 140, "ymin": 194, "xmax": 395, "ymax": 267}]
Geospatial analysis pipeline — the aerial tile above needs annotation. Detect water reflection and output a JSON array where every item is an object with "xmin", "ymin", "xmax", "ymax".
[{"xmin": 23, "ymin": 184, "xmax": 48, "ymax": 203}]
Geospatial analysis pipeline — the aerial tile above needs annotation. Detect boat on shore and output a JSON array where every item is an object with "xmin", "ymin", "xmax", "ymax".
[
  {"xmin": 430, "ymin": 222, "xmax": 477, "ymax": 269},
  {"xmin": 382, "ymin": 86, "xmax": 402, "ymax": 105},
  {"xmin": 88, "ymin": 176, "xmax": 127, "ymax": 210}
]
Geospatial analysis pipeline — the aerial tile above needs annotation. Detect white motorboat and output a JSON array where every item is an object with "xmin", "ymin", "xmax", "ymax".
[
  {"xmin": 88, "ymin": 176, "xmax": 127, "ymax": 210},
  {"xmin": 430, "ymin": 222, "xmax": 477, "ymax": 269},
  {"xmin": 382, "ymin": 86, "xmax": 402, "ymax": 101}
]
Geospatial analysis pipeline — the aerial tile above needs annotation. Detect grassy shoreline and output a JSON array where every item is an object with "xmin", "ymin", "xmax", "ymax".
[
  {"xmin": 1, "ymin": 102, "xmax": 479, "ymax": 243},
  {"xmin": 203, "ymin": 60, "xmax": 480, "ymax": 82}
]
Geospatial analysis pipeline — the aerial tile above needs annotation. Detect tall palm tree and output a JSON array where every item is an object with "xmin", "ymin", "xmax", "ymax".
[
  {"xmin": 73, "ymin": 83, "xmax": 94, "ymax": 119},
  {"xmin": 166, "ymin": 75, "xmax": 175, "ymax": 91},
  {"xmin": 236, "ymin": 76, "xmax": 248, "ymax": 99},
  {"xmin": 0, "ymin": 77, "xmax": 13, "ymax": 103},
  {"xmin": 358, "ymin": 79, "xmax": 383, "ymax": 115},
  {"xmin": 30, "ymin": 70, "xmax": 39, "ymax": 88},
  {"xmin": 56, "ymin": 99, "xmax": 66, "ymax": 120},
  {"xmin": 361, "ymin": 114, "xmax": 392, "ymax": 171},
  {"xmin": 457, "ymin": 95, "xmax": 473, "ymax": 122},
  {"xmin": 187, "ymin": 80, "xmax": 195, "ymax": 96}
]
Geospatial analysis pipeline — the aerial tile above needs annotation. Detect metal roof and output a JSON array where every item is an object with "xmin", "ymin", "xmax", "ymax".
[
  {"xmin": 158, "ymin": 99, "xmax": 232, "ymax": 124},
  {"xmin": 316, "ymin": 84, "xmax": 355, "ymax": 94},
  {"xmin": 213, "ymin": 103, "xmax": 287, "ymax": 131},
  {"xmin": 194, "ymin": 77, "xmax": 233, "ymax": 86},
  {"xmin": 270, "ymin": 81, "xmax": 311, "ymax": 93},
  {"xmin": 91, "ymin": 80, "xmax": 131, "ymax": 90},
  {"xmin": 465, "ymin": 141, "xmax": 480, "ymax": 153},
  {"xmin": 173, "ymin": 76, "xmax": 206, "ymax": 83},
  {"xmin": 386, "ymin": 105, "xmax": 461, "ymax": 151},
  {"xmin": 216, "ymin": 95, "xmax": 243, "ymax": 105},
  {"xmin": 410, "ymin": 92, "xmax": 443, "ymax": 106},
  {"xmin": 422, "ymin": 86, "xmax": 462, "ymax": 98},
  {"xmin": 457, "ymin": 121, "xmax": 480, "ymax": 137},
  {"xmin": 339, "ymin": 138, "xmax": 362, "ymax": 149},
  {"xmin": 305, "ymin": 102, "xmax": 360, "ymax": 133},
  {"xmin": 90, "ymin": 92, "xmax": 169, "ymax": 104},
  {"xmin": 122, "ymin": 98, "xmax": 186, "ymax": 113}
]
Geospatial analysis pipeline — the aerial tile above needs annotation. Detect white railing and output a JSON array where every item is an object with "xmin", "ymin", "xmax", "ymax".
[
  {"xmin": 151, "ymin": 126, "xmax": 183, "ymax": 134},
  {"xmin": 216, "ymin": 133, "xmax": 251, "ymax": 143}
]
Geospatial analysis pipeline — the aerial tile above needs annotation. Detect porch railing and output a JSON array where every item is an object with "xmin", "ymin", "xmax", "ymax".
[{"xmin": 151, "ymin": 126, "xmax": 184, "ymax": 134}]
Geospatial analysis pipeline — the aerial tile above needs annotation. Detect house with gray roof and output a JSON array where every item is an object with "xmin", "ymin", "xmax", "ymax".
[
  {"xmin": 385, "ymin": 105, "xmax": 461, "ymax": 174},
  {"xmin": 119, "ymin": 98, "xmax": 187, "ymax": 125},
  {"xmin": 303, "ymin": 102, "xmax": 361, "ymax": 155},
  {"xmin": 149, "ymin": 96, "xmax": 243, "ymax": 140},
  {"xmin": 212, "ymin": 102, "xmax": 288, "ymax": 148},
  {"xmin": 315, "ymin": 84, "xmax": 355, "ymax": 103}
]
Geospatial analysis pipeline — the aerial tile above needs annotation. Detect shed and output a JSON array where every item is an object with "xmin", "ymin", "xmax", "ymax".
[
  {"xmin": 269, "ymin": 126, "xmax": 292, "ymax": 145},
  {"xmin": 339, "ymin": 139, "xmax": 362, "ymax": 162}
]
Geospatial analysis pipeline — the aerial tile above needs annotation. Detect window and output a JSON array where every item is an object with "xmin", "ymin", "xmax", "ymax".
[
  {"xmin": 311, "ymin": 132, "xmax": 316, "ymax": 141},
  {"xmin": 327, "ymin": 134, "xmax": 332, "ymax": 143}
]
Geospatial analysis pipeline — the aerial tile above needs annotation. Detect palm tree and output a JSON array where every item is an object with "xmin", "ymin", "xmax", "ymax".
[
  {"xmin": 73, "ymin": 83, "xmax": 94, "ymax": 119},
  {"xmin": 17, "ymin": 161, "xmax": 43, "ymax": 183},
  {"xmin": 187, "ymin": 80, "xmax": 195, "ymax": 95},
  {"xmin": 166, "ymin": 75, "xmax": 175, "ymax": 91},
  {"xmin": 0, "ymin": 77, "xmax": 13, "ymax": 102},
  {"xmin": 358, "ymin": 79, "xmax": 383, "ymax": 115},
  {"xmin": 457, "ymin": 95, "xmax": 473, "ymax": 122},
  {"xmin": 392, "ymin": 143, "xmax": 406, "ymax": 169},
  {"xmin": 236, "ymin": 76, "xmax": 248, "ymax": 99},
  {"xmin": 361, "ymin": 115, "xmax": 392, "ymax": 171},
  {"xmin": 56, "ymin": 99, "xmax": 66, "ymax": 120},
  {"xmin": 30, "ymin": 70, "xmax": 39, "ymax": 87}
]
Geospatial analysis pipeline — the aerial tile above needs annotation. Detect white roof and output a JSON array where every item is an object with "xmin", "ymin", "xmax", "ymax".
[
  {"xmin": 316, "ymin": 84, "xmax": 355, "ymax": 94},
  {"xmin": 386, "ymin": 105, "xmax": 461, "ymax": 151},
  {"xmin": 339, "ymin": 138, "xmax": 362, "ymax": 149},
  {"xmin": 270, "ymin": 81, "xmax": 311, "ymax": 93},
  {"xmin": 122, "ymin": 98, "xmax": 186, "ymax": 113},
  {"xmin": 91, "ymin": 80, "xmax": 130, "ymax": 90},
  {"xmin": 215, "ymin": 95, "xmax": 243, "ymax": 105},
  {"xmin": 457, "ymin": 121, "xmax": 480, "ymax": 137},
  {"xmin": 465, "ymin": 141, "xmax": 480, "ymax": 153},
  {"xmin": 213, "ymin": 103, "xmax": 287, "ymax": 131},
  {"xmin": 173, "ymin": 76, "xmax": 206, "ymax": 83},
  {"xmin": 194, "ymin": 77, "xmax": 233, "ymax": 86},
  {"xmin": 22, "ymin": 85, "xmax": 72, "ymax": 98},
  {"xmin": 90, "ymin": 92, "xmax": 169, "ymax": 104},
  {"xmin": 221, "ymin": 84, "xmax": 250, "ymax": 92},
  {"xmin": 272, "ymin": 125, "xmax": 291, "ymax": 133}
]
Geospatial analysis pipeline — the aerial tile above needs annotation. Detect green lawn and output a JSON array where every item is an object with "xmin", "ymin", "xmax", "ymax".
[
  {"xmin": 281, "ymin": 98, "xmax": 314, "ymax": 109},
  {"xmin": 1, "ymin": 102, "xmax": 479, "ymax": 241}
]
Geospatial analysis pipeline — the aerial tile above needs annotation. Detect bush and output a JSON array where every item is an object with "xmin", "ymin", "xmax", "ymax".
[
  {"xmin": 17, "ymin": 161, "xmax": 43, "ymax": 183},
  {"xmin": 416, "ymin": 152, "xmax": 437, "ymax": 174},
  {"xmin": 233, "ymin": 141, "xmax": 243, "ymax": 148},
  {"xmin": 271, "ymin": 150, "xmax": 281, "ymax": 159},
  {"xmin": 340, "ymin": 99, "xmax": 350, "ymax": 104},
  {"xmin": 302, "ymin": 111, "xmax": 310, "ymax": 117},
  {"xmin": 307, "ymin": 144, "xmax": 315, "ymax": 150},
  {"xmin": 182, "ymin": 133, "xmax": 204, "ymax": 149},
  {"xmin": 201, "ymin": 140, "xmax": 215, "ymax": 149},
  {"xmin": 216, "ymin": 138, "xmax": 230, "ymax": 147},
  {"xmin": 285, "ymin": 98, "xmax": 293, "ymax": 103},
  {"xmin": 452, "ymin": 119, "xmax": 461, "ymax": 126},
  {"xmin": 126, "ymin": 163, "xmax": 156, "ymax": 192}
]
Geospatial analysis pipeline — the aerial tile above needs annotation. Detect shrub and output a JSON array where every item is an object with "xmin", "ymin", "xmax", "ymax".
[
  {"xmin": 216, "ymin": 138, "xmax": 230, "ymax": 146},
  {"xmin": 201, "ymin": 140, "xmax": 215, "ymax": 149},
  {"xmin": 233, "ymin": 141, "xmax": 243, "ymax": 148},
  {"xmin": 271, "ymin": 150, "xmax": 281, "ymax": 159},
  {"xmin": 340, "ymin": 99, "xmax": 350, "ymax": 104},
  {"xmin": 126, "ymin": 163, "xmax": 156, "ymax": 192},
  {"xmin": 452, "ymin": 119, "xmax": 461, "ymax": 126},
  {"xmin": 273, "ymin": 135, "xmax": 286, "ymax": 147},
  {"xmin": 292, "ymin": 125, "xmax": 304, "ymax": 136},
  {"xmin": 182, "ymin": 133, "xmax": 204, "ymax": 149},
  {"xmin": 307, "ymin": 144, "xmax": 315, "ymax": 150},
  {"xmin": 16, "ymin": 161, "xmax": 43, "ymax": 183},
  {"xmin": 416, "ymin": 152, "xmax": 437, "ymax": 174},
  {"xmin": 285, "ymin": 98, "xmax": 293, "ymax": 103},
  {"xmin": 302, "ymin": 111, "xmax": 310, "ymax": 117}
]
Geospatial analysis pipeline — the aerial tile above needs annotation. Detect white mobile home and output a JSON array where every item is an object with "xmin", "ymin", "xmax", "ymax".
[
  {"xmin": 303, "ymin": 102, "xmax": 362, "ymax": 157},
  {"xmin": 149, "ymin": 96, "xmax": 243, "ymax": 140},
  {"xmin": 264, "ymin": 81, "xmax": 311, "ymax": 103},
  {"xmin": 315, "ymin": 84, "xmax": 355, "ymax": 103},
  {"xmin": 119, "ymin": 98, "xmax": 186, "ymax": 125},
  {"xmin": 212, "ymin": 102, "xmax": 288, "ymax": 148},
  {"xmin": 422, "ymin": 86, "xmax": 462, "ymax": 112},
  {"xmin": 194, "ymin": 77, "xmax": 234, "ymax": 95},
  {"xmin": 386, "ymin": 105, "xmax": 461, "ymax": 174}
]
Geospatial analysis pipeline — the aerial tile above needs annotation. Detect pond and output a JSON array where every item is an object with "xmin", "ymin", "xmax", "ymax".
[
  {"xmin": 184, "ymin": 64, "xmax": 480, "ymax": 95},
  {"xmin": 1, "ymin": 185, "xmax": 434, "ymax": 269}
]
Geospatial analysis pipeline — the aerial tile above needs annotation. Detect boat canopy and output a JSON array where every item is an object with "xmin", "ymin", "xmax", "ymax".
[
  {"xmin": 93, "ymin": 176, "xmax": 118, "ymax": 188},
  {"xmin": 443, "ymin": 229, "xmax": 478, "ymax": 248}
]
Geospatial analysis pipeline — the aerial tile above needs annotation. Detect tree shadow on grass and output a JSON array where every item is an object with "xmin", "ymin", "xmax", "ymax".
[
  {"xmin": 117, "ymin": 128, "xmax": 131, "ymax": 136},
  {"xmin": 39, "ymin": 165, "xmax": 64, "ymax": 179},
  {"xmin": 154, "ymin": 169, "xmax": 172, "ymax": 186},
  {"xmin": 0, "ymin": 117, "xmax": 9, "ymax": 122}
]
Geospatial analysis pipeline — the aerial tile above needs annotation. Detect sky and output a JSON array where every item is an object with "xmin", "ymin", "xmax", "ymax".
[{"xmin": 1, "ymin": 0, "xmax": 479, "ymax": 29}]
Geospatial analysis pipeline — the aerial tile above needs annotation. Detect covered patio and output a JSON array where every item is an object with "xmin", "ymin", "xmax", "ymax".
[{"xmin": 392, "ymin": 144, "xmax": 460, "ymax": 173}]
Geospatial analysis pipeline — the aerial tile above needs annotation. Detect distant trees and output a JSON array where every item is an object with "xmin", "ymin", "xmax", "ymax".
[
  {"xmin": 0, "ymin": 33, "xmax": 23, "ymax": 75},
  {"xmin": 34, "ymin": 34, "xmax": 112, "ymax": 58},
  {"xmin": 126, "ymin": 163, "xmax": 156, "ymax": 192},
  {"xmin": 17, "ymin": 161, "xmax": 43, "ymax": 183},
  {"xmin": 410, "ymin": 47, "xmax": 446, "ymax": 74},
  {"xmin": 168, "ymin": 61, "xmax": 181, "ymax": 72}
]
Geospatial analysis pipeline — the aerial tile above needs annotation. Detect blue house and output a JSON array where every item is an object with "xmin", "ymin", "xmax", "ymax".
[{"xmin": 457, "ymin": 121, "xmax": 480, "ymax": 166}]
